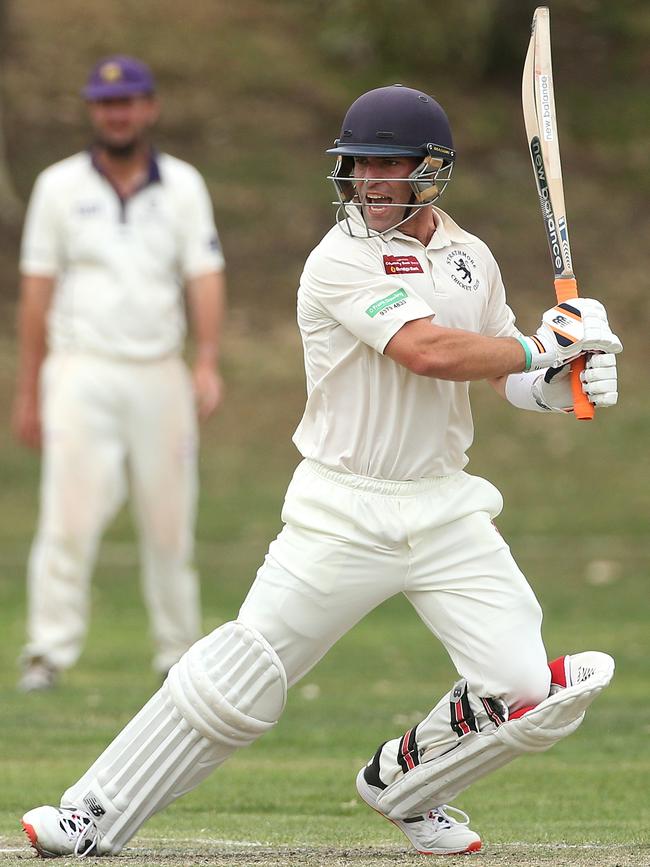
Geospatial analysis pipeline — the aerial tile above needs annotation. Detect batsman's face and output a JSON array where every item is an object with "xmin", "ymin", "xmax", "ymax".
[
  {"xmin": 87, "ymin": 95, "xmax": 159, "ymax": 152},
  {"xmin": 351, "ymin": 156, "xmax": 420, "ymax": 233}
]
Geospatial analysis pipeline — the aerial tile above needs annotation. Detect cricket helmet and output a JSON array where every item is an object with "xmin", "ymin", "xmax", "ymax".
[{"xmin": 327, "ymin": 85, "xmax": 455, "ymax": 235}]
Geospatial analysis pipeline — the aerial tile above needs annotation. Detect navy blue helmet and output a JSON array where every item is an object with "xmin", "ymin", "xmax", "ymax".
[{"xmin": 328, "ymin": 84, "xmax": 454, "ymax": 159}]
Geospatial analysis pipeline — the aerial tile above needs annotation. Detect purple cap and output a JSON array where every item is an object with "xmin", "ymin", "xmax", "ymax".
[{"xmin": 82, "ymin": 55, "xmax": 155, "ymax": 101}]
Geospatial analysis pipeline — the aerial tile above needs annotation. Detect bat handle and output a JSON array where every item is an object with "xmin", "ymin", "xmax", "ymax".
[{"xmin": 554, "ymin": 277, "xmax": 594, "ymax": 420}]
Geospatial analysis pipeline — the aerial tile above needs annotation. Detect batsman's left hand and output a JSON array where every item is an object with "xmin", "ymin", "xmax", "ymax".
[{"xmin": 526, "ymin": 298, "xmax": 623, "ymax": 370}]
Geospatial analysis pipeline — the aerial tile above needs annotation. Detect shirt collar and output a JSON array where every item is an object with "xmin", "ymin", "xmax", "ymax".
[
  {"xmin": 381, "ymin": 206, "xmax": 450, "ymax": 249},
  {"xmin": 387, "ymin": 206, "xmax": 477, "ymax": 250},
  {"xmin": 337, "ymin": 203, "xmax": 473, "ymax": 250},
  {"xmin": 89, "ymin": 146, "xmax": 161, "ymax": 193}
]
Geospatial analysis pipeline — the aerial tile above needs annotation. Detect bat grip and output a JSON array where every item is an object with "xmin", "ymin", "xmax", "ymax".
[{"xmin": 554, "ymin": 277, "xmax": 594, "ymax": 420}]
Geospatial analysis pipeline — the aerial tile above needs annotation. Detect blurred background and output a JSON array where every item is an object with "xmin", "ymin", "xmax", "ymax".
[{"xmin": 0, "ymin": 0, "xmax": 648, "ymax": 853}]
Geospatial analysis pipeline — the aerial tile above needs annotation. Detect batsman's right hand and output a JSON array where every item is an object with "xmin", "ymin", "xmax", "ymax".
[
  {"xmin": 523, "ymin": 298, "xmax": 622, "ymax": 371},
  {"xmin": 535, "ymin": 353, "xmax": 620, "ymax": 411}
]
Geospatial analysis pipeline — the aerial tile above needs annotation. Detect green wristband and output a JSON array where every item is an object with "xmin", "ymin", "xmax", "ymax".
[{"xmin": 516, "ymin": 335, "xmax": 532, "ymax": 372}]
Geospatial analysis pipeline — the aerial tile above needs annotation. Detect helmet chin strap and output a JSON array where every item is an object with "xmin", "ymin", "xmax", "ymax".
[{"xmin": 399, "ymin": 192, "xmax": 419, "ymax": 228}]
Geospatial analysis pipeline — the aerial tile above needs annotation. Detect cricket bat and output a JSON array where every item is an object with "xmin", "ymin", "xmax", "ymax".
[{"xmin": 522, "ymin": 6, "xmax": 594, "ymax": 419}]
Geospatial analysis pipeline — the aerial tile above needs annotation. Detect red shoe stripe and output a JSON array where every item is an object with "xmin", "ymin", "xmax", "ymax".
[
  {"xmin": 22, "ymin": 821, "xmax": 36, "ymax": 842},
  {"xmin": 21, "ymin": 820, "xmax": 41, "ymax": 855}
]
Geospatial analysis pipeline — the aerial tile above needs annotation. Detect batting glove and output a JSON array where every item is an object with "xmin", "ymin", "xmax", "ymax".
[
  {"xmin": 534, "ymin": 352, "xmax": 620, "ymax": 411},
  {"xmin": 506, "ymin": 352, "xmax": 619, "ymax": 413},
  {"xmin": 519, "ymin": 298, "xmax": 623, "ymax": 371}
]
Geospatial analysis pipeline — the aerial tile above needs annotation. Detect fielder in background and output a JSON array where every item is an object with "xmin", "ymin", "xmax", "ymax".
[
  {"xmin": 12, "ymin": 55, "xmax": 226, "ymax": 692},
  {"xmin": 22, "ymin": 85, "xmax": 621, "ymax": 857}
]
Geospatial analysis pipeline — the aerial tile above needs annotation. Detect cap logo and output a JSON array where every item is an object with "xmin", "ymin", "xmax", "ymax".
[{"xmin": 99, "ymin": 62, "xmax": 123, "ymax": 83}]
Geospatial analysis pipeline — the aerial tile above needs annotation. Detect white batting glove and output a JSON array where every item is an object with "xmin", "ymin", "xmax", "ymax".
[
  {"xmin": 533, "ymin": 353, "xmax": 619, "ymax": 411},
  {"xmin": 519, "ymin": 298, "xmax": 622, "ymax": 371}
]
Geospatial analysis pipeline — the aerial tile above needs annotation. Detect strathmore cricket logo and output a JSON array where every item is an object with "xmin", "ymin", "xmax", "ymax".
[
  {"xmin": 82, "ymin": 793, "xmax": 106, "ymax": 818},
  {"xmin": 445, "ymin": 249, "xmax": 480, "ymax": 292},
  {"xmin": 382, "ymin": 254, "xmax": 424, "ymax": 275}
]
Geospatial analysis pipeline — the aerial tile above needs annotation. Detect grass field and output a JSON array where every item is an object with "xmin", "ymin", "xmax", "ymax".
[{"xmin": 0, "ymin": 328, "xmax": 648, "ymax": 867}]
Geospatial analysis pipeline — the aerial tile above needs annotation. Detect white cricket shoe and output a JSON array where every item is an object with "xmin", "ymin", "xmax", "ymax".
[
  {"xmin": 22, "ymin": 805, "xmax": 99, "ymax": 858},
  {"xmin": 18, "ymin": 658, "xmax": 58, "ymax": 693},
  {"xmin": 356, "ymin": 766, "xmax": 481, "ymax": 855}
]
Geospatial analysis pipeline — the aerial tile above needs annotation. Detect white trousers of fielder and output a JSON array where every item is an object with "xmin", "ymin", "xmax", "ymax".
[{"xmin": 23, "ymin": 352, "xmax": 201, "ymax": 674}]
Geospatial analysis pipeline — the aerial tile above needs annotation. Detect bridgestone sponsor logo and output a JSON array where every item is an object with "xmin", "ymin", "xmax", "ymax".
[
  {"xmin": 383, "ymin": 254, "xmax": 423, "ymax": 274},
  {"xmin": 365, "ymin": 288, "xmax": 408, "ymax": 318}
]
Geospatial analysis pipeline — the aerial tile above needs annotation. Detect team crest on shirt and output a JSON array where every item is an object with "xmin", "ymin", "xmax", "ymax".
[
  {"xmin": 445, "ymin": 249, "xmax": 480, "ymax": 292},
  {"xmin": 383, "ymin": 254, "xmax": 424, "ymax": 274},
  {"xmin": 76, "ymin": 201, "xmax": 102, "ymax": 217}
]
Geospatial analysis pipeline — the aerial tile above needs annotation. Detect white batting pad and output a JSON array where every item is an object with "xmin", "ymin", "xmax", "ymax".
[
  {"xmin": 61, "ymin": 621, "xmax": 286, "ymax": 853},
  {"xmin": 377, "ymin": 651, "xmax": 614, "ymax": 819}
]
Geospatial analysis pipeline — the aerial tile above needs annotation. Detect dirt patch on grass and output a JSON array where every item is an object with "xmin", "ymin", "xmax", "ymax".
[
  {"xmin": 122, "ymin": 845, "xmax": 647, "ymax": 867},
  {"xmin": 5, "ymin": 839, "xmax": 648, "ymax": 867}
]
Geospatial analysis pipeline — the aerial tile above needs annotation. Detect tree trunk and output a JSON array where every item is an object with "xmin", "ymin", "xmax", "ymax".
[{"xmin": 0, "ymin": 0, "xmax": 23, "ymax": 224}]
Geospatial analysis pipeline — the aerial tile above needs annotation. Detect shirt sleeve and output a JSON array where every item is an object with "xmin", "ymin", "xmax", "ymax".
[
  {"xmin": 177, "ymin": 169, "xmax": 225, "ymax": 278},
  {"xmin": 19, "ymin": 172, "xmax": 62, "ymax": 277},
  {"xmin": 301, "ymin": 242, "xmax": 435, "ymax": 354},
  {"xmin": 481, "ymin": 245, "xmax": 518, "ymax": 338}
]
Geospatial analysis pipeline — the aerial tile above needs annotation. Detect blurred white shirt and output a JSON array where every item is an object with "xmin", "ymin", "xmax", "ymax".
[{"xmin": 20, "ymin": 150, "xmax": 225, "ymax": 360}]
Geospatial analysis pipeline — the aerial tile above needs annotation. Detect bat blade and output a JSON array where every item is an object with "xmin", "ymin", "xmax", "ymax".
[{"xmin": 522, "ymin": 6, "xmax": 593, "ymax": 419}]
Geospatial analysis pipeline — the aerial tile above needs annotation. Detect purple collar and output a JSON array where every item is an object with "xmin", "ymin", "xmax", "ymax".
[{"xmin": 89, "ymin": 146, "xmax": 161, "ymax": 198}]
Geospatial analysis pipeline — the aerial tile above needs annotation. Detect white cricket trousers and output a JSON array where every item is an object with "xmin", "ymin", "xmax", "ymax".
[
  {"xmin": 23, "ymin": 353, "xmax": 201, "ymax": 673},
  {"xmin": 239, "ymin": 460, "xmax": 550, "ymax": 776}
]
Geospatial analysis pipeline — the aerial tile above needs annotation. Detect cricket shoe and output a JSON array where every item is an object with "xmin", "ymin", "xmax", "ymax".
[
  {"xmin": 356, "ymin": 766, "xmax": 481, "ymax": 855},
  {"xmin": 18, "ymin": 658, "xmax": 58, "ymax": 693},
  {"xmin": 22, "ymin": 805, "xmax": 100, "ymax": 858}
]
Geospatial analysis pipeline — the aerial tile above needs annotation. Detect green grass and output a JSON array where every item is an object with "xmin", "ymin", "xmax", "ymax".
[
  {"xmin": 0, "ymin": 329, "xmax": 648, "ymax": 866},
  {"xmin": 1, "ymin": 3, "xmax": 648, "ymax": 863}
]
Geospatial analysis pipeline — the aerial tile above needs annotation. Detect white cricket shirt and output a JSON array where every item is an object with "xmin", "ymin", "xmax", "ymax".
[
  {"xmin": 293, "ymin": 206, "xmax": 518, "ymax": 480},
  {"xmin": 20, "ymin": 150, "xmax": 225, "ymax": 360}
]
